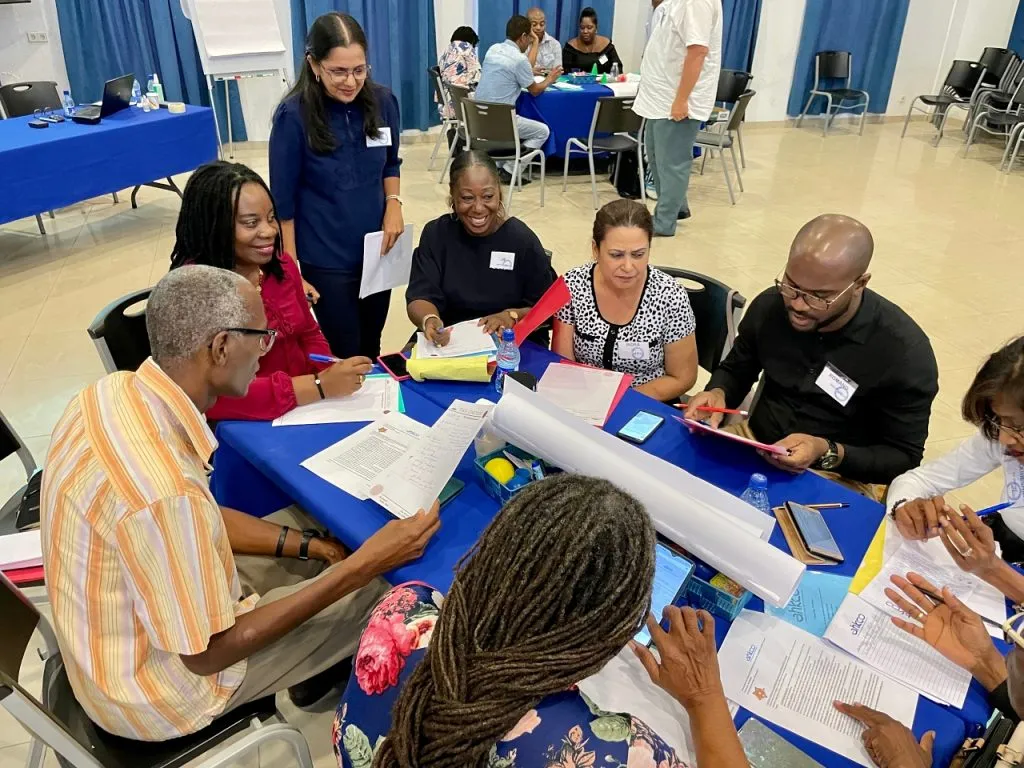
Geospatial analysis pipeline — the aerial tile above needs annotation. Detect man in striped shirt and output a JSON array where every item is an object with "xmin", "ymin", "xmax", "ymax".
[{"xmin": 41, "ymin": 266, "xmax": 439, "ymax": 741}]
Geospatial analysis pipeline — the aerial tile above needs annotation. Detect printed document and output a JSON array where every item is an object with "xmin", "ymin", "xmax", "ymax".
[
  {"xmin": 537, "ymin": 362, "xmax": 625, "ymax": 426},
  {"xmin": 370, "ymin": 400, "xmax": 490, "ymax": 518},
  {"xmin": 415, "ymin": 320, "xmax": 497, "ymax": 359},
  {"xmin": 858, "ymin": 542, "xmax": 977, "ymax": 617},
  {"xmin": 825, "ymin": 594, "xmax": 972, "ymax": 708},
  {"xmin": 766, "ymin": 570, "xmax": 852, "ymax": 637},
  {"xmin": 301, "ymin": 412, "xmax": 428, "ymax": 500},
  {"xmin": 719, "ymin": 612, "xmax": 918, "ymax": 768},
  {"xmin": 273, "ymin": 375, "xmax": 400, "ymax": 426},
  {"xmin": 360, "ymin": 225, "xmax": 414, "ymax": 299}
]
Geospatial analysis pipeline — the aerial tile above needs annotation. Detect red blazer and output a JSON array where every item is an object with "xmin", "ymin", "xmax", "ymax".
[{"xmin": 207, "ymin": 253, "xmax": 332, "ymax": 421}]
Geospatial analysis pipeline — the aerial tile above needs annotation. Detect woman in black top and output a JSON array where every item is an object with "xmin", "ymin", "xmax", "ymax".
[
  {"xmin": 406, "ymin": 151, "xmax": 556, "ymax": 346},
  {"xmin": 563, "ymin": 7, "xmax": 622, "ymax": 74}
]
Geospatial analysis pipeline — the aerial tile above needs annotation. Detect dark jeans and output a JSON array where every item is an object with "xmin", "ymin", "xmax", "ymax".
[{"xmin": 301, "ymin": 263, "xmax": 391, "ymax": 360}]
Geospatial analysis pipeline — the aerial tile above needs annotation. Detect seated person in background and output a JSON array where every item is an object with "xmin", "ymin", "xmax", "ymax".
[
  {"xmin": 170, "ymin": 161, "xmax": 371, "ymax": 422},
  {"xmin": 406, "ymin": 150, "xmax": 556, "ymax": 346},
  {"xmin": 475, "ymin": 14, "xmax": 562, "ymax": 184},
  {"xmin": 890, "ymin": 337, "xmax": 1024, "ymax": 563},
  {"xmin": 527, "ymin": 6, "xmax": 562, "ymax": 73},
  {"xmin": 332, "ymin": 474, "xmax": 746, "ymax": 767},
  {"xmin": 41, "ymin": 265, "xmax": 439, "ymax": 740},
  {"xmin": 437, "ymin": 25, "xmax": 481, "ymax": 120},
  {"xmin": 553, "ymin": 199, "xmax": 698, "ymax": 402},
  {"xmin": 685, "ymin": 214, "xmax": 938, "ymax": 498},
  {"xmin": 563, "ymin": 6, "xmax": 623, "ymax": 74}
]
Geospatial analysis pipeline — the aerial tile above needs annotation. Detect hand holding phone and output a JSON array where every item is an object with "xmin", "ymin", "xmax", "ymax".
[{"xmin": 635, "ymin": 543, "xmax": 695, "ymax": 646}]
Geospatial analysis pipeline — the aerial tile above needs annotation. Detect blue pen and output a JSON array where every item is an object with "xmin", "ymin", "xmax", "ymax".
[
  {"xmin": 309, "ymin": 353, "xmax": 343, "ymax": 364},
  {"xmin": 976, "ymin": 501, "xmax": 1014, "ymax": 518}
]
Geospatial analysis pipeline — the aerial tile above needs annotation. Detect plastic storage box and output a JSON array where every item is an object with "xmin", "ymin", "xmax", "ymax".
[{"xmin": 684, "ymin": 572, "xmax": 752, "ymax": 620}]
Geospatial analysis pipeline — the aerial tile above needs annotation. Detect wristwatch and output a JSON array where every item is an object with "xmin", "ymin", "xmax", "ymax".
[
  {"xmin": 814, "ymin": 438, "xmax": 841, "ymax": 471},
  {"xmin": 314, "ymin": 374, "xmax": 326, "ymax": 400},
  {"xmin": 385, "ymin": 194, "xmax": 403, "ymax": 206}
]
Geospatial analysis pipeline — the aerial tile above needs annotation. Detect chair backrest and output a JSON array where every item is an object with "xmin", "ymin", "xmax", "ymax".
[
  {"xmin": 816, "ymin": 51, "xmax": 852, "ymax": 81},
  {"xmin": 461, "ymin": 99, "xmax": 518, "ymax": 152},
  {"xmin": 980, "ymin": 47, "xmax": 1014, "ymax": 84},
  {"xmin": 944, "ymin": 60, "xmax": 986, "ymax": 98},
  {"xmin": 448, "ymin": 84, "xmax": 472, "ymax": 125},
  {"xmin": 716, "ymin": 69, "xmax": 752, "ymax": 104},
  {"xmin": 592, "ymin": 96, "xmax": 643, "ymax": 135},
  {"xmin": 726, "ymin": 90, "xmax": 756, "ymax": 131},
  {"xmin": 655, "ymin": 267, "xmax": 746, "ymax": 373},
  {"xmin": 0, "ymin": 81, "xmax": 61, "ymax": 118},
  {"xmin": 0, "ymin": 410, "xmax": 35, "ymax": 480},
  {"xmin": 86, "ymin": 289, "xmax": 152, "ymax": 373},
  {"xmin": 428, "ymin": 66, "xmax": 445, "ymax": 105}
]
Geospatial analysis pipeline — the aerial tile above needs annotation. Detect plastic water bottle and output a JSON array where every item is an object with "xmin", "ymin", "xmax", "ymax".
[
  {"xmin": 739, "ymin": 473, "xmax": 771, "ymax": 516},
  {"xmin": 61, "ymin": 89, "xmax": 75, "ymax": 117},
  {"xmin": 494, "ymin": 328, "xmax": 520, "ymax": 395},
  {"xmin": 130, "ymin": 78, "xmax": 142, "ymax": 106},
  {"xmin": 150, "ymin": 72, "xmax": 164, "ymax": 104},
  {"xmin": 610, "ymin": 62, "xmax": 621, "ymax": 78}
]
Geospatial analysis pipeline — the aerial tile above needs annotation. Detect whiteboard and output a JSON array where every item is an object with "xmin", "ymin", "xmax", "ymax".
[{"xmin": 181, "ymin": 0, "xmax": 290, "ymax": 78}]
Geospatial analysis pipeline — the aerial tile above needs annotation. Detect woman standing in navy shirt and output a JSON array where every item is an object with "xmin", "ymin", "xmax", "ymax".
[{"xmin": 270, "ymin": 12, "xmax": 404, "ymax": 359}]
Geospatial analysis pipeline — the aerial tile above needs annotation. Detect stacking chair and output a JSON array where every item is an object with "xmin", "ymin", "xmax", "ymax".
[
  {"xmin": 437, "ymin": 84, "xmax": 472, "ymax": 184},
  {"xmin": 0, "ymin": 409, "xmax": 40, "ymax": 535},
  {"xmin": 901, "ymin": 60, "xmax": 986, "ymax": 145},
  {"xmin": 562, "ymin": 96, "xmax": 645, "ymax": 209},
  {"xmin": 0, "ymin": 572, "xmax": 315, "ymax": 768},
  {"xmin": 460, "ymin": 99, "xmax": 546, "ymax": 215},
  {"xmin": 1000, "ymin": 118, "xmax": 1024, "ymax": 173},
  {"xmin": 0, "ymin": 81, "xmax": 120, "ymax": 235},
  {"xmin": 973, "ymin": 55, "xmax": 1024, "ymax": 118},
  {"xmin": 795, "ymin": 51, "xmax": 870, "ymax": 136},
  {"xmin": 427, "ymin": 67, "xmax": 459, "ymax": 171},
  {"xmin": 86, "ymin": 289, "xmax": 152, "ymax": 373},
  {"xmin": 963, "ymin": 77, "xmax": 1024, "ymax": 158},
  {"xmin": 694, "ymin": 90, "xmax": 755, "ymax": 205},
  {"xmin": 715, "ymin": 70, "xmax": 753, "ymax": 166},
  {"xmin": 655, "ymin": 267, "xmax": 745, "ymax": 374}
]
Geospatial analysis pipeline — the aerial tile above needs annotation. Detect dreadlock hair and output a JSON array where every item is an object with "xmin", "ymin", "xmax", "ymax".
[
  {"xmin": 962, "ymin": 337, "xmax": 1024, "ymax": 440},
  {"xmin": 281, "ymin": 12, "xmax": 380, "ymax": 154},
  {"xmin": 169, "ymin": 161, "xmax": 284, "ymax": 281},
  {"xmin": 373, "ymin": 474, "xmax": 656, "ymax": 768}
]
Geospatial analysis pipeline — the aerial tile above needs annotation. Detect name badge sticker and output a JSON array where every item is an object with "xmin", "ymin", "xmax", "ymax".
[
  {"xmin": 490, "ymin": 251, "xmax": 516, "ymax": 270},
  {"xmin": 367, "ymin": 128, "xmax": 392, "ymax": 147},
  {"xmin": 815, "ymin": 363, "xmax": 858, "ymax": 406}
]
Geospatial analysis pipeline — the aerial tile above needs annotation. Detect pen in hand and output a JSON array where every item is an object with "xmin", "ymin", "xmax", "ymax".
[{"xmin": 309, "ymin": 353, "xmax": 343, "ymax": 364}]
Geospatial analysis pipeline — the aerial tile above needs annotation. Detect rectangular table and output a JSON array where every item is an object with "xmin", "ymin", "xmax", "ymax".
[
  {"xmin": 212, "ymin": 342, "xmax": 983, "ymax": 766},
  {"xmin": 0, "ymin": 106, "xmax": 217, "ymax": 230}
]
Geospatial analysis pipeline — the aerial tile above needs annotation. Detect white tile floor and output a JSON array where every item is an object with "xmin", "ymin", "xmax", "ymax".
[{"xmin": 3, "ymin": 115, "xmax": 1024, "ymax": 763}]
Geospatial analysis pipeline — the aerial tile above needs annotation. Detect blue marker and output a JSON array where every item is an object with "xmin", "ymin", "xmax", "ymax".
[
  {"xmin": 309, "ymin": 353, "xmax": 343, "ymax": 364},
  {"xmin": 976, "ymin": 501, "xmax": 1014, "ymax": 518}
]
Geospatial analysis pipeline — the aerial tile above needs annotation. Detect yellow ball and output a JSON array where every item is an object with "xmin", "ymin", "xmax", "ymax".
[{"xmin": 484, "ymin": 457, "xmax": 516, "ymax": 485}]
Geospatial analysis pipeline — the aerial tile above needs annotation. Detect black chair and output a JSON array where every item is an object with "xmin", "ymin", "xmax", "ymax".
[
  {"xmin": 979, "ymin": 47, "xmax": 1016, "ymax": 87},
  {"xmin": 0, "ymin": 572, "xmax": 314, "ymax": 768},
  {"xmin": 795, "ymin": 51, "xmax": 870, "ymax": 137},
  {"xmin": 964, "ymin": 77, "xmax": 1024, "ymax": 159},
  {"xmin": 715, "ymin": 70, "xmax": 753, "ymax": 166},
  {"xmin": 655, "ymin": 267, "xmax": 746, "ymax": 374},
  {"xmin": 0, "ymin": 410, "xmax": 40, "ymax": 536},
  {"xmin": 427, "ymin": 66, "xmax": 459, "ymax": 172},
  {"xmin": 694, "ymin": 90, "xmax": 756, "ymax": 205},
  {"xmin": 86, "ymin": 289, "xmax": 152, "ymax": 373},
  {"xmin": 562, "ymin": 96, "xmax": 645, "ymax": 209},
  {"xmin": 437, "ymin": 83, "xmax": 472, "ymax": 184},
  {"xmin": 460, "ymin": 99, "xmax": 546, "ymax": 215},
  {"xmin": 901, "ymin": 60, "xmax": 986, "ymax": 145}
]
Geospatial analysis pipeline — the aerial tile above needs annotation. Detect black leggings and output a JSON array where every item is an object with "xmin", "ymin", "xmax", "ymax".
[{"xmin": 301, "ymin": 264, "xmax": 391, "ymax": 360}]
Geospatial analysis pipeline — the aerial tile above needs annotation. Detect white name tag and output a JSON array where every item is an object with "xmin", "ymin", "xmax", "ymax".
[
  {"xmin": 598, "ymin": 54, "xmax": 609, "ymax": 65},
  {"xmin": 367, "ymin": 128, "xmax": 392, "ymax": 147},
  {"xmin": 489, "ymin": 251, "xmax": 516, "ymax": 270},
  {"xmin": 815, "ymin": 363, "xmax": 858, "ymax": 406},
  {"xmin": 616, "ymin": 340, "xmax": 650, "ymax": 361}
]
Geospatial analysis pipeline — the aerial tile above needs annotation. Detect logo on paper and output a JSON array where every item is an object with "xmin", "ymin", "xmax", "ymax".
[
  {"xmin": 744, "ymin": 644, "xmax": 758, "ymax": 662},
  {"xmin": 753, "ymin": 687, "xmax": 768, "ymax": 701},
  {"xmin": 849, "ymin": 613, "xmax": 867, "ymax": 635},
  {"xmin": 630, "ymin": 345, "xmax": 645, "ymax": 360}
]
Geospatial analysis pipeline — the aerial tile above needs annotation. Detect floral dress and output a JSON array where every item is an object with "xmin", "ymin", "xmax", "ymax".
[
  {"xmin": 438, "ymin": 41, "xmax": 482, "ymax": 119},
  {"xmin": 333, "ymin": 583, "xmax": 689, "ymax": 768}
]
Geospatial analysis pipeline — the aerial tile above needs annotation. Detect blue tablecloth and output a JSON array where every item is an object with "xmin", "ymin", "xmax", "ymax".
[
  {"xmin": 0, "ymin": 106, "xmax": 217, "ymax": 226},
  {"xmin": 516, "ymin": 83, "xmax": 614, "ymax": 157},
  {"xmin": 213, "ymin": 342, "xmax": 981, "ymax": 767}
]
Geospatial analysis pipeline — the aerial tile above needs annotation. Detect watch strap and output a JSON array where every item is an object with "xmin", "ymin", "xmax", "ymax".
[
  {"xmin": 815, "ymin": 438, "xmax": 839, "ymax": 470},
  {"xmin": 275, "ymin": 526, "xmax": 290, "ymax": 558},
  {"xmin": 298, "ymin": 529, "xmax": 322, "ymax": 561},
  {"xmin": 314, "ymin": 375, "xmax": 326, "ymax": 400}
]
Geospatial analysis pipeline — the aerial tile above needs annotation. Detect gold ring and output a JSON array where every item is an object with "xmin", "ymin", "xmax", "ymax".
[{"xmin": 916, "ymin": 610, "xmax": 926, "ymax": 622}]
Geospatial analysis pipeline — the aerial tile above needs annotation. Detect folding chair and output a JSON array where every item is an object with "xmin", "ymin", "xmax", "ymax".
[
  {"xmin": 795, "ymin": 51, "xmax": 870, "ymax": 136},
  {"xmin": 86, "ymin": 289, "xmax": 152, "ymax": 373},
  {"xmin": 695, "ymin": 90, "xmax": 756, "ymax": 205},
  {"xmin": 901, "ymin": 60, "xmax": 986, "ymax": 145},
  {"xmin": 562, "ymin": 96, "xmax": 644, "ymax": 209}
]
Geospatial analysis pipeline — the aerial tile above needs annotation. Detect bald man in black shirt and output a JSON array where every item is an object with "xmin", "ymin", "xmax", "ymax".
[{"xmin": 686, "ymin": 214, "xmax": 938, "ymax": 495}]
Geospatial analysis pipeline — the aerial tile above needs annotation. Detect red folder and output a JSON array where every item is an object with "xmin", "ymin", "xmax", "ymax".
[
  {"xmin": 515, "ymin": 276, "xmax": 571, "ymax": 345},
  {"xmin": 3, "ymin": 565, "xmax": 44, "ymax": 585}
]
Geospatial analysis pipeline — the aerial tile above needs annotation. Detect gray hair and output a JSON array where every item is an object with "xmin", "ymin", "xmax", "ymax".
[{"xmin": 146, "ymin": 265, "xmax": 251, "ymax": 365}]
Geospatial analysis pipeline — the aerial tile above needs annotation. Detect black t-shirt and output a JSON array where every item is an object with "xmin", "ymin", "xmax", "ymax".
[{"xmin": 406, "ymin": 215, "xmax": 556, "ymax": 336}]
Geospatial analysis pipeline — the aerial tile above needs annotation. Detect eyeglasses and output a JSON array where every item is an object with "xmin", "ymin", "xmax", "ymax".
[
  {"xmin": 774, "ymin": 272, "xmax": 861, "ymax": 312},
  {"xmin": 322, "ymin": 65, "xmax": 370, "ymax": 83},
  {"xmin": 987, "ymin": 416, "xmax": 1024, "ymax": 442},
  {"xmin": 1003, "ymin": 610, "xmax": 1024, "ymax": 648},
  {"xmin": 214, "ymin": 327, "xmax": 278, "ymax": 355}
]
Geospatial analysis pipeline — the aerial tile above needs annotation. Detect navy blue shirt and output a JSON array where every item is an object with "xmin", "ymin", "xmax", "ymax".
[{"xmin": 269, "ymin": 85, "xmax": 402, "ymax": 273}]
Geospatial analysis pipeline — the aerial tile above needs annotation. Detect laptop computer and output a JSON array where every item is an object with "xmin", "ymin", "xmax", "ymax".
[{"xmin": 72, "ymin": 74, "xmax": 135, "ymax": 125}]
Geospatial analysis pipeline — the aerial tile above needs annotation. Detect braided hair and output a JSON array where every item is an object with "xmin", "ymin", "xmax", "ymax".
[
  {"xmin": 374, "ymin": 474, "xmax": 656, "ymax": 768},
  {"xmin": 169, "ymin": 161, "xmax": 284, "ymax": 280}
]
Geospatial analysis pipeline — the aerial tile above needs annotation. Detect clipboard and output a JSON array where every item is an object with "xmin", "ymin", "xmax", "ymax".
[
  {"xmin": 773, "ymin": 505, "xmax": 839, "ymax": 566},
  {"xmin": 674, "ymin": 416, "xmax": 790, "ymax": 456}
]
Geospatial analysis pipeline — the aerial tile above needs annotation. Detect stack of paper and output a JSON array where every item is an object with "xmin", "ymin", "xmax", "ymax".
[
  {"xmin": 0, "ymin": 530, "xmax": 42, "ymax": 571},
  {"xmin": 359, "ymin": 225, "xmax": 415, "ymax": 299},
  {"xmin": 273, "ymin": 374, "xmax": 401, "ymax": 426},
  {"xmin": 537, "ymin": 362, "xmax": 627, "ymax": 427},
  {"xmin": 415, "ymin": 320, "xmax": 496, "ymax": 360}
]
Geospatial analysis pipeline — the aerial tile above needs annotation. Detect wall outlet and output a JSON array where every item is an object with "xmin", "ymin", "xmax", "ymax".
[{"xmin": 26, "ymin": 31, "xmax": 48, "ymax": 43}]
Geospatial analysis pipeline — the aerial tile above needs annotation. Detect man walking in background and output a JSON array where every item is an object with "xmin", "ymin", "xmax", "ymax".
[{"xmin": 634, "ymin": 0, "xmax": 722, "ymax": 236}]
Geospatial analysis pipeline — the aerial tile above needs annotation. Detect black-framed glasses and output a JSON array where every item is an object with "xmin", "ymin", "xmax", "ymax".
[
  {"xmin": 774, "ymin": 271, "xmax": 861, "ymax": 312},
  {"xmin": 212, "ymin": 327, "xmax": 277, "ymax": 355},
  {"xmin": 986, "ymin": 416, "xmax": 1024, "ymax": 442}
]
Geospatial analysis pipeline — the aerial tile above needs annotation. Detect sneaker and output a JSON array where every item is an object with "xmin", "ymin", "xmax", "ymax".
[
  {"xmin": 645, "ymin": 183, "xmax": 658, "ymax": 200},
  {"xmin": 677, "ymin": 209, "xmax": 692, "ymax": 221}
]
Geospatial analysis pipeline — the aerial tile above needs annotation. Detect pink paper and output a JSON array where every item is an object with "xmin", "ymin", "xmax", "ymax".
[{"xmin": 674, "ymin": 415, "xmax": 790, "ymax": 456}]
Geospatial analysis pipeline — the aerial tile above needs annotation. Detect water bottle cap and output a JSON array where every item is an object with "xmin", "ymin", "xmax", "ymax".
[
  {"xmin": 501, "ymin": 328, "xmax": 515, "ymax": 342},
  {"xmin": 749, "ymin": 473, "xmax": 768, "ymax": 490}
]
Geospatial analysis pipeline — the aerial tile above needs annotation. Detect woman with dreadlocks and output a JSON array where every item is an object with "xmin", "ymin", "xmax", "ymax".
[
  {"xmin": 331, "ymin": 474, "xmax": 745, "ymax": 767},
  {"xmin": 170, "ymin": 161, "xmax": 372, "ymax": 422}
]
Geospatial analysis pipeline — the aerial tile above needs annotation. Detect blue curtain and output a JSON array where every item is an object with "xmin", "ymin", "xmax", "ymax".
[
  {"xmin": 1011, "ymin": 1, "xmax": 1024, "ymax": 55},
  {"xmin": 786, "ymin": 0, "xmax": 910, "ymax": 116},
  {"xmin": 53, "ymin": 0, "xmax": 246, "ymax": 141},
  {"xmin": 477, "ymin": 0, "xmax": 616, "ymax": 62},
  {"xmin": 721, "ymin": 0, "xmax": 762, "ymax": 72},
  {"xmin": 290, "ymin": 0, "xmax": 438, "ymax": 131}
]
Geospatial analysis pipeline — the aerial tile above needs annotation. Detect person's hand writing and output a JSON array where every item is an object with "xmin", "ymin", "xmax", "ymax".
[
  {"xmin": 885, "ymin": 572, "xmax": 1006, "ymax": 690},
  {"xmin": 682, "ymin": 389, "xmax": 727, "ymax": 428},
  {"xmin": 670, "ymin": 95, "xmax": 689, "ymax": 122},
  {"xmin": 302, "ymin": 277, "xmax": 320, "ymax": 305},
  {"xmin": 833, "ymin": 702, "xmax": 933, "ymax": 768},
  {"xmin": 381, "ymin": 201, "xmax": 404, "ymax": 255},
  {"xmin": 759, "ymin": 433, "xmax": 825, "ymax": 472},
  {"xmin": 478, "ymin": 311, "xmax": 516, "ymax": 335},
  {"xmin": 352, "ymin": 501, "xmax": 441, "ymax": 575},
  {"xmin": 893, "ymin": 497, "xmax": 947, "ymax": 540},
  {"xmin": 630, "ymin": 606, "xmax": 725, "ymax": 710},
  {"xmin": 423, "ymin": 316, "xmax": 451, "ymax": 347},
  {"xmin": 938, "ymin": 504, "xmax": 999, "ymax": 578},
  {"xmin": 319, "ymin": 357, "xmax": 373, "ymax": 398},
  {"xmin": 307, "ymin": 535, "xmax": 348, "ymax": 565}
]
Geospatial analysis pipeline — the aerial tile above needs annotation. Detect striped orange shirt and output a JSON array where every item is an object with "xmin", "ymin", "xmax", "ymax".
[{"xmin": 41, "ymin": 358, "xmax": 259, "ymax": 741}]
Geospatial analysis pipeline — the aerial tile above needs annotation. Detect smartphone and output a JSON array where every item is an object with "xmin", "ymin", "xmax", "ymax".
[
  {"xmin": 617, "ymin": 411, "xmax": 665, "ymax": 444},
  {"xmin": 438, "ymin": 477, "xmax": 465, "ymax": 508},
  {"xmin": 636, "ymin": 542, "xmax": 695, "ymax": 646},
  {"xmin": 377, "ymin": 352, "xmax": 411, "ymax": 382},
  {"xmin": 786, "ymin": 501, "xmax": 844, "ymax": 562}
]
